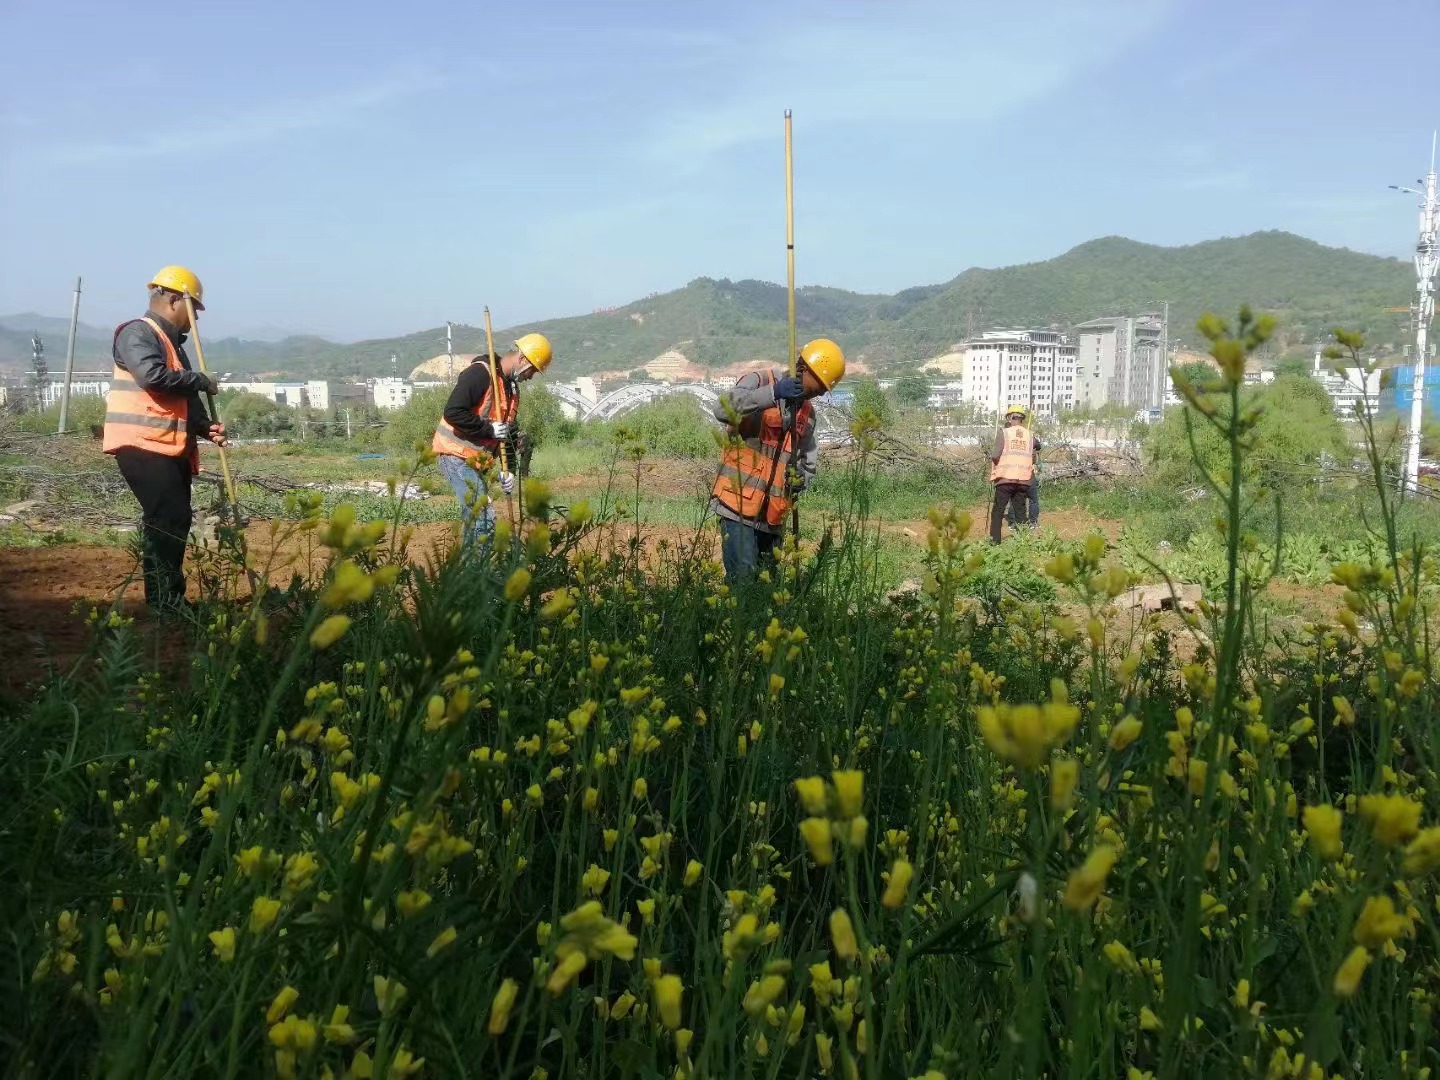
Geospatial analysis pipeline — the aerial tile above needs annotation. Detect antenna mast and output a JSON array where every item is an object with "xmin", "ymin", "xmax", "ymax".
[{"xmin": 1395, "ymin": 134, "xmax": 1439, "ymax": 495}]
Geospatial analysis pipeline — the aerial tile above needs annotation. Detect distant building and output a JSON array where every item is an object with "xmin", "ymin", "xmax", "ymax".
[
  {"xmin": 961, "ymin": 330, "xmax": 1076, "ymax": 418},
  {"xmin": 219, "ymin": 379, "xmax": 330, "ymax": 409},
  {"xmin": 1075, "ymin": 316, "xmax": 1164, "ymax": 411},
  {"xmin": 36, "ymin": 373, "xmax": 111, "ymax": 409},
  {"xmin": 371, "ymin": 378, "xmax": 412, "ymax": 410},
  {"xmin": 926, "ymin": 381, "xmax": 967, "ymax": 408}
]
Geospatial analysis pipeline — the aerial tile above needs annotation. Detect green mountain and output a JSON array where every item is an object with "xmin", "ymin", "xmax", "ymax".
[{"xmin": 2, "ymin": 232, "xmax": 1414, "ymax": 379}]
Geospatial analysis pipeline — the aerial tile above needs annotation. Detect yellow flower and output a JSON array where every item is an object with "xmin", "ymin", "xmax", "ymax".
[
  {"xmin": 632, "ymin": 778, "xmax": 648, "ymax": 800},
  {"xmin": 526, "ymin": 784, "xmax": 544, "ymax": 806},
  {"xmin": 208, "ymin": 927, "xmax": 237, "ymax": 963},
  {"xmin": 654, "ymin": 974, "xmax": 683, "ymax": 1029},
  {"xmin": 249, "ymin": 896, "xmax": 282, "ymax": 934},
  {"xmin": 1332, "ymin": 695, "xmax": 1356, "ymax": 726},
  {"xmin": 396, "ymin": 890, "xmax": 432, "ymax": 919},
  {"xmin": 1332, "ymin": 946, "xmax": 1371, "ymax": 998},
  {"xmin": 321, "ymin": 560, "xmax": 374, "ymax": 608},
  {"xmin": 1108, "ymin": 716, "xmax": 1143, "ymax": 751},
  {"xmin": 540, "ymin": 588, "xmax": 576, "ymax": 620},
  {"xmin": 309, "ymin": 615, "xmax": 352, "ymax": 650},
  {"xmin": 637, "ymin": 899, "xmax": 656, "ymax": 925},
  {"xmin": 1358, "ymin": 793, "xmax": 1422, "ymax": 846},
  {"xmin": 488, "ymin": 978, "xmax": 519, "ymax": 1035},
  {"xmin": 1302, "ymin": 804, "xmax": 1344, "ymax": 861},
  {"xmin": 426, "ymin": 926, "xmax": 458, "ymax": 958},
  {"xmin": 816, "ymin": 1033, "xmax": 834, "ymax": 1074},
  {"xmin": 1063, "ymin": 845, "xmax": 1118, "ymax": 912},
  {"xmin": 831, "ymin": 771, "xmax": 863, "ymax": 817},
  {"xmin": 611, "ymin": 990, "xmax": 636, "ymax": 1020},
  {"xmin": 743, "ymin": 974, "xmax": 786, "ymax": 1016},
  {"xmin": 504, "ymin": 568, "xmax": 532, "ymax": 601},
  {"xmin": 978, "ymin": 687, "xmax": 1079, "ymax": 768},
  {"xmin": 829, "ymin": 909, "xmax": 858, "ymax": 962},
  {"xmin": 769, "ymin": 673, "xmax": 785, "ymax": 696},
  {"xmin": 1352, "ymin": 895, "xmax": 1411, "ymax": 948},
  {"xmin": 1103, "ymin": 940, "xmax": 1139, "ymax": 974},
  {"xmin": 1231, "ymin": 979, "xmax": 1250, "ymax": 1009},
  {"xmin": 800, "ymin": 817, "xmax": 834, "ymax": 866},
  {"xmin": 1139, "ymin": 1006, "xmax": 1162, "ymax": 1032},
  {"xmin": 1050, "ymin": 758, "xmax": 1078, "ymax": 811},
  {"xmin": 794, "ymin": 776, "xmax": 828, "ymax": 816},
  {"xmin": 374, "ymin": 975, "xmax": 408, "ymax": 1015},
  {"xmin": 683, "ymin": 860, "xmax": 703, "ymax": 887},
  {"xmin": 1402, "ymin": 827, "xmax": 1440, "ymax": 876},
  {"xmin": 266, "ymin": 985, "xmax": 300, "ymax": 1024},
  {"xmin": 582, "ymin": 864, "xmax": 611, "ymax": 897},
  {"xmin": 323, "ymin": 1004, "xmax": 356, "ymax": 1045},
  {"xmin": 881, "ymin": 859, "xmax": 914, "ymax": 909}
]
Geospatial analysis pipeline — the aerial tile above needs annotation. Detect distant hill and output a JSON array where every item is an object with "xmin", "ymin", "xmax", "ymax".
[{"xmin": 2, "ymin": 232, "xmax": 1413, "ymax": 379}]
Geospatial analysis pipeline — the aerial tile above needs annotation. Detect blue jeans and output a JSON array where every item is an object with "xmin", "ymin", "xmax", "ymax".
[
  {"xmin": 1009, "ymin": 474, "xmax": 1039, "ymax": 527},
  {"xmin": 720, "ymin": 518, "xmax": 779, "ymax": 583},
  {"xmin": 438, "ymin": 454, "xmax": 495, "ymax": 549}
]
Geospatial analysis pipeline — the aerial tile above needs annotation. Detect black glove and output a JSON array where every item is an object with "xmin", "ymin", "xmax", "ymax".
[
  {"xmin": 197, "ymin": 372, "xmax": 220, "ymax": 397},
  {"xmin": 774, "ymin": 376, "xmax": 805, "ymax": 402}
]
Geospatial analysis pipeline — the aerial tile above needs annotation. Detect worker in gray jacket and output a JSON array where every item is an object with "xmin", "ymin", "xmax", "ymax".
[{"xmin": 709, "ymin": 339, "xmax": 846, "ymax": 583}]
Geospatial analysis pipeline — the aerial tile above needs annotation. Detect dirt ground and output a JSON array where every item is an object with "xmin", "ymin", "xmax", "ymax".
[{"xmin": 0, "ymin": 504, "xmax": 1337, "ymax": 699}]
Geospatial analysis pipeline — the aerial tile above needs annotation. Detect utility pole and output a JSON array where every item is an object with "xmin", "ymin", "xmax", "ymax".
[
  {"xmin": 1156, "ymin": 300, "xmax": 1169, "ymax": 411},
  {"xmin": 30, "ymin": 334, "xmax": 47, "ymax": 411},
  {"xmin": 446, "ymin": 321, "xmax": 454, "ymax": 379},
  {"xmin": 57, "ymin": 276, "xmax": 82, "ymax": 434},
  {"xmin": 1392, "ymin": 134, "xmax": 1438, "ymax": 496},
  {"xmin": 345, "ymin": 407, "xmax": 353, "ymax": 440}
]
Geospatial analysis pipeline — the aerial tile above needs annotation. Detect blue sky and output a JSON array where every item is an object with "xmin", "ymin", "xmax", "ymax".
[{"xmin": 0, "ymin": 0, "xmax": 1434, "ymax": 341}]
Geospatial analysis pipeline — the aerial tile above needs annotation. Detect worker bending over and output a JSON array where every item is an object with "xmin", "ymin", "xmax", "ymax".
[
  {"xmin": 432, "ymin": 333, "xmax": 552, "ymax": 547},
  {"xmin": 989, "ymin": 404, "xmax": 1040, "ymax": 543},
  {"xmin": 710, "ymin": 338, "xmax": 845, "ymax": 583},
  {"xmin": 103, "ymin": 266, "xmax": 226, "ymax": 611}
]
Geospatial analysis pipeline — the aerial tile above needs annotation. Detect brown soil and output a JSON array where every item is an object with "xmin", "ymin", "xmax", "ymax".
[{"xmin": 881, "ymin": 506, "xmax": 1125, "ymax": 544}]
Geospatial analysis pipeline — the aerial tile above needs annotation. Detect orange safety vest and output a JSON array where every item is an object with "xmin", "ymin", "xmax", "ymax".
[
  {"xmin": 103, "ymin": 316, "xmax": 198, "ymax": 472},
  {"xmin": 991, "ymin": 425, "xmax": 1035, "ymax": 484},
  {"xmin": 711, "ymin": 369, "xmax": 814, "ymax": 527},
  {"xmin": 431, "ymin": 369, "xmax": 518, "ymax": 462}
]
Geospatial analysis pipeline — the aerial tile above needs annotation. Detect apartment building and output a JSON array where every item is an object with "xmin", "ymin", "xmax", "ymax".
[{"xmin": 961, "ymin": 330, "xmax": 1077, "ymax": 418}]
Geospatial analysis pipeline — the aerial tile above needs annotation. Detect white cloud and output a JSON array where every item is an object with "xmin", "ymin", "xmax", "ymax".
[{"xmin": 27, "ymin": 67, "xmax": 456, "ymax": 166}]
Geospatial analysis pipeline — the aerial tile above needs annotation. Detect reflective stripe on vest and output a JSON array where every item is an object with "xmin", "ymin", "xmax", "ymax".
[
  {"xmin": 431, "ymin": 370, "xmax": 518, "ymax": 461},
  {"xmin": 711, "ymin": 368, "xmax": 813, "ymax": 527},
  {"xmin": 991, "ymin": 426, "xmax": 1035, "ymax": 484},
  {"xmin": 102, "ymin": 317, "xmax": 190, "ymax": 460}
]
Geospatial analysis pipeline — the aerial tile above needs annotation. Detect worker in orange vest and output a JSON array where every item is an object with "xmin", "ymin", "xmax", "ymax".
[
  {"xmin": 432, "ymin": 333, "xmax": 553, "ymax": 547},
  {"xmin": 989, "ymin": 404, "xmax": 1040, "ymax": 543},
  {"xmin": 709, "ymin": 338, "xmax": 845, "ymax": 583},
  {"xmin": 103, "ymin": 266, "xmax": 226, "ymax": 611}
]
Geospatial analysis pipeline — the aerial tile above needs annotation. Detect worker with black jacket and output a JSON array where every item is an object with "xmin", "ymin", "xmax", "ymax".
[
  {"xmin": 431, "ymin": 333, "xmax": 553, "ymax": 546},
  {"xmin": 102, "ymin": 266, "xmax": 227, "ymax": 611}
]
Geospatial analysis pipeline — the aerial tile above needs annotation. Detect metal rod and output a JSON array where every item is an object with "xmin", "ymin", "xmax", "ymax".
[
  {"xmin": 57, "ymin": 277, "xmax": 82, "ymax": 434},
  {"xmin": 482, "ymin": 306, "xmax": 516, "ymax": 527},
  {"xmin": 182, "ymin": 293, "xmax": 241, "ymax": 517},
  {"xmin": 785, "ymin": 109, "xmax": 797, "ymax": 380},
  {"xmin": 1403, "ymin": 138, "xmax": 1438, "ymax": 496}
]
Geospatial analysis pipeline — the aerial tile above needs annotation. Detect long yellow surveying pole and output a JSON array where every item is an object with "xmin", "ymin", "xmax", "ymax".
[
  {"xmin": 784, "ymin": 110, "xmax": 801, "ymax": 544},
  {"xmin": 182, "ymin": 293, "xmax": 241, "ymax": 522},
  {"xmin": 482, "ymin": 306, "xmax": 517, "ymax": 528}
]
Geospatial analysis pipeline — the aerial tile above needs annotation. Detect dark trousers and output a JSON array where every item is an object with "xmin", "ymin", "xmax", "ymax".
[
  {"xmin": 990, "ymin": 482, "xmax": 1030, "ymax": 543},
  {"xmin": 720, "ymin": 518, "xmax": 779, "ymax": 583},
  {"xmin": 1008, "ymin": 474, "xmax": 1040, "ymax": 528},
  {"xmin": 115, "ymin": 447, "xmax": 193, "ymax": 606}
]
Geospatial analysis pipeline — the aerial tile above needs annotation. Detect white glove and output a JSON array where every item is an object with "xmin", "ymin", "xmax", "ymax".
[
  {"xmin": 490, "ymin": 421, "xmax": 512, "ymax": 440},
  {"xmin": 497, "ymin": 471, "xmax": 516, "ymax": 495}
]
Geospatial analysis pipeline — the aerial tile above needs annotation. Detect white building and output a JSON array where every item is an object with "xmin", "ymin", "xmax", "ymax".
[
  {"xmin": 1311, "ymin": 350, "xmax": 1382, "ymax": 417},
  {"xmin": 1075, "ymin": 316, "xmax": 1165, "ymax": 411},
  {"xmin": 37, "ymin": 374, "xmax": 111, "ymax": 408},
  {"xmin": 371, "ymin": 377, "xmax": 412, "ymax": 410},
  {"xmin": 961, "ymin": 330, "xmax": 1076, "ymax": 418},
  {"xmin": 218, "ymin": 380, "xmax": 330, "ymax": 409},
  {"xmin": 926, "ymin": 381, "xmax": 967, "ymax": 408}
]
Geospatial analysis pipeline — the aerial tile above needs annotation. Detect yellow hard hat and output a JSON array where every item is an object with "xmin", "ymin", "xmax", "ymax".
[
  {"xmin": 514, "ymin": 333, "xmax": 553, "ymax": 372},
  {"xmin": 800, "ymin": 338, "xmax": 845, "ymax": 390},
  {"xmin": 1006, "ymin": 403, "xmax": 1028, "ymax": 418},
  {"xmin": 148, "ymin": 265, "xmax": 204, "ymax": 310}
]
